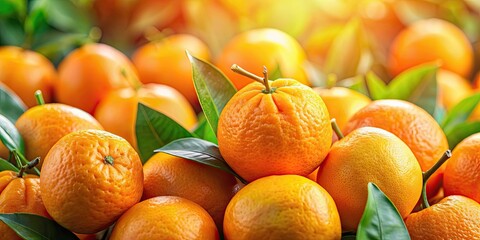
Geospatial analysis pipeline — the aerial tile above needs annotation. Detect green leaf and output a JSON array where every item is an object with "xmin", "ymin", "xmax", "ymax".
[
  {"xmin": 0, "ymin": 114, "xmax": 25, "ymax": 155},
  {"xmin": 0, "ymin": 0, "xmax": 26, "ymax": 19},
  {"xmin": 444, "ymin": 121, "xmax": 480, "ymax": 149},
  {"xmin": 337, "ymin": 75, "xmax": 369, "ymax": 96},
  {"xmin": 357, "ymin": 183, "xmax": 410, "ymax": 240},
  {"xmin": 0, "ymin": 19, "xmax": 25, "ymax": 46},
  {"xmin": 441, "ymin": 93, "xmax": 480, "ymax": 132},
  {"xmin": 43, "ymin": 0, "xmax": 91, "ymax": 32},
  {"xmin": 193, "ymin": 116, "xmax": 218, "ymax": 144},
  {"xmin": 269, "ymin": 64, "xmax": 283, "ymax": 80},
  {"xmin": 0, "ymin": 84, "xmax": 26, "ymax": 123},
  {"xmin": 135, "ymin": 103, "xmax": 194, "ymax": 163},
  {"xmin": 187, "ymin": 51, "xmax": 237, "ymax": 135},
  {"xmin": 0, "ymin": 213, "xmax": 79, "ymax": 240},
  {"xmin": 0, "ymin": 158, "xmax": 19, "ymax": 171},
  {"xmin": 156, "ymin": 137, "xmax": 246, "ymax": 184},
  {"xmin": 366, "ymin": 71, "xmax": 387, "ymax": 100}
]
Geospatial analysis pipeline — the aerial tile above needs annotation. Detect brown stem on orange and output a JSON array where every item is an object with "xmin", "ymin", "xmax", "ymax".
[
  {"xmin": 420, "ymin": 150, "xmax": 452, "ymax": 209},
  {"xmin": 104, "ymin": 155, "xmax": 114, "ymax": 165},
  {"xmin": 35, "ymin": 90, "xmax": 45, "ymax": 105},
  {"xmin": 262, "ymin": 66, "xmax": 271, "ymax": 93},
  {"xmin": 231, "ymin": 64, "xmax": 264, "ymax": 84},
  {"xmin": 17, "ymin": 157, "xmax": 40, "ymax": 177},
  {"xmin": 331, "ymin": 118, "xmax": 344, "ymax": 139}
]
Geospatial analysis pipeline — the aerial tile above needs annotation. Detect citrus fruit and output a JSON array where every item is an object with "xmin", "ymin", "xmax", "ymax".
[
  {"xmin": 215, "ymin": 28, "xmax": 310, "ymax": 89},
  {"xmin": 109, "ymin": 196, "xmax": 219, "ymax": 240},
  {"xmin": 55, "ymin": 43, "xmax": 138, "ymax": 114},
  {"xmin": 132, "ymin": 34, "xmax": 211, "ymax": 109},
  {"xmin": 343, "ymin": 99, "xmax": 449, "ymax": 198},
  {"xmin": 313, "ymin": 86, "xmax": 371, "ymax": 130},
  {"xmin": 94, "ymin": 84, "xmax": 197, "ymax": 149},
  {"xmin": 443, "ymin": 132, "xmax": 480, "ymax": 202},
  {"xmin": 0, "ymin": 170, "xmax": 49, "ymax": 240},
  {"xmin": 15, "ymin": 103, "xmax": 103, "ymax": 169},
  {"xmin": 405, "ymin": 195, "xmax": 480, "ymax": 239},
  {"xmin": 317, "ymin": 127, "xmax": 423, "ymax": 231},
  {"xmin": 223, "ymin": 175, "xmax": 341, "ymax": 240},
  {"xmin": 0, "ymin": 46, "xmax": 55, "ymax": 107},
  {"xmin": 437, "ymin": 69, "xmax": 473, "ymax": 110},
  {"xmin": 217, "ymin": 72, "xmax": 331, "ymax": 182},
  {"xmin": 388, "ymin": 18, "xmax": 473, "ymax": 78},
  {"xmin": 142, "ymin": 152, "xmax": 237, "ymax": 228},
  {"xmin": 40, "ymin": 129, "xmax": 143, "ymax": 234}
]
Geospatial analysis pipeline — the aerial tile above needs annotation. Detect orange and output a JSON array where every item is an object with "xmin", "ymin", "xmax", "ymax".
[
  {"xmin": 343, "ymin": 99, "xmax": 449, "ymax": 198},
  {"xmin": 388, "ymin": 18, "xmax": 473, "ymax": 78},
  {"xmin": 216, "ymin": 28, "xmax": 310, "ymax": 89},
  {"xmin": 474, "ymin": 71, "xmax": 480, "ymax": 89},
  {"xmin": 94, "ymin": 84, "xmax": 197, "ymax": 149},
  {"xmin": 0, "ymin": 46, "xmax": 55, "ymax": 107},
  {"xmin": 0, "ymin": 171, "xmax": 50, "ymax": 240},
  {"xmin": 307, "ymin": 167, "xmax": 319, "ymax": 182},
  {"xmin": 55, "ymin": 43, "xmax": 138, "ymax": 114},
  {"xmin": 132, "ymin": 34, "xmax": 211, "ymax": 110},
  {"xmin": 40, "ymin": 129, "xmax": 143, "ymax": 234},
  {"xmin": 443, "ymin": 132, "xmax": 480, "ymax": 202},
  {"xmin": 317, "ymin": 127, "xmax": 423, "ymax": 231},
  {"xmin": 437, "ymin": 69, "xmax": 473, "ymax": 110},
  {"xmin": 109, "ymin": 196, "xmax": 219, "ymax": 240},
  {"xmin": 142, "ymin": 153, "xmax": 237, "ymax": 229},
  {"xmin": 15, "ymin": 103, "xmax": 103, "ymax": 169},
  {"xmin": 313, "ymin": 87, "xmax": 371, "ymax": 130},
  {"xmin": 217, "ymin": 78, "xmax": 332, "ymax": 182},
  {"xmin": 223, "ymin": 175, "xmax": 341, "ymax": 240},
  {"xmin": 405, "ymin": 195, "xmax": 480, "ymax": 239}
]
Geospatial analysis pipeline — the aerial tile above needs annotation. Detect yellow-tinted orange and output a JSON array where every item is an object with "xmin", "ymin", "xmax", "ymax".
[{"xmin": 437, "ymin": 69, "xmax": 473, "ymax": 110}]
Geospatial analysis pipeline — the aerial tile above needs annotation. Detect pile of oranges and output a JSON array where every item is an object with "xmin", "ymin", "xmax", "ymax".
[{"xmin": 1, "ymin": 11, "xmax": 480, "ymax": 240}]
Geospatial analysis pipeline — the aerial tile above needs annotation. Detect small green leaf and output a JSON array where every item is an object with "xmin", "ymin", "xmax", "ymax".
[
  {"xmin": 0, "ymin": 213, "xmax": 79, "ymax": 240},
  {"xmin": 24, "ymin": 1, "xmax": 49, "ymax": 37},
  {"xmin": 366, "ymin": 71, "xmax": 387, "ymax": 100},
  {"xmin": 269, "ymin": 64, "xmax": 283, "ymax": 80},
  {"xmin": 43, "ymin": 0, "xmax": 91, "ymax": 32},
  {"xmin": 0, "ymin": 158, "xmax": 19, "ymax": 171},
  {"xmin": 193, "ymin": 116, "xmax": 218, "ymax": 144},
  {"xmin": 0, "ymin": 84, "xmax": 26, "ymax": 123},
  {"xmin": 444, "ymin": 121, "xmax": 480, "ymax": 149},
  {"xmin": 135, "ymin": 103, "xmax": 194, "ymax": 163},
  {"xmin": 357, "ymin": 183, "xmax": 410, "ymax": 240},
  {"xmin": 156, "ymin": 137, "xmax": 246, "ymax": 184},
  {"xmin": 441, "ymin": 93, "xmax": 480, "ymax": 132},
  {"xmin": 187, "ymin": 51, "xmax": 237, "ymax": 135},
  {"xmin": 0, "ymin": 0, "xmax": 26, "ymax": 18},
  {"xmin": 0, "ymin": 114, "xmax": 25, "ymax": 156},
  {"xmin": 337, "ymin": 75, "xmax": 369, "ymax": 96}
]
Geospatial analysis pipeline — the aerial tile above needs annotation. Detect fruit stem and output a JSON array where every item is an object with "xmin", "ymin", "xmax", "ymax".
[
  {"xmin": 35, "ymin": 90, "xmax": 45, "ymax": 105},
  {"xmin": 13, "ymin": 150, "xmax": 41, "ymax": 175},
  {"xmin": 17, "ymin": 157, "xmax": 39, "ymax": 178},
  {"xmin": 331, "ymin": 118, "xmax": 344, "ymax": 139},
  {"xmin": 231, "ymin": 64, "xmax": 264, "ymax": 84},
  {"xmin": 421, "ymin": 150, "xmax": 452, "ymax": 209},
  {"xmin": 262, "ymin": 66, "xmax": 271, "ymax": 92},
  {"xmin": 104, "ymin": 155, "xmax": 114, "ymax": 165}
]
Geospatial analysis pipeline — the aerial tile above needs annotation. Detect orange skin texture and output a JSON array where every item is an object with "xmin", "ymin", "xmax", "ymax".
[
  {"xmin": 317, "ymin": 127, "xmax": 423, "ymax": 231},
  {"xmin": 223, "ymin": 175, "xmax": 341, "ymax": 240},
  {"xmin": 313, "ymin": 87, "xmax": 371, "ymax": 130},
  {"xmin": 217, "ymin": 79, "xmax": 332, "ymax": 182},
  {"xmin": 55, "ymin": 43, "xmax": 138, "ymax": 114},
  {"xmin": 216, "ymin": 28, "xmax": 309, "ymax": 89},
  {"xmin": 132, "ymin": 34, "xmax": 211, "ymax": 110},
  {"xmin": 40, "ymin": 130, "xmax": 143, "ymax": 234},
  {"xmin": 343, "ymin": 99, "xmax": 449, "ymax": 198},
  {"xmin": 15, "ymin": 103, "xmax": 103, "ymax": 169},
  {"xmin": 94, "ymin": 84, "xmax": 197, "ymax": 149},
  {"xmin": 0, "ymin": 46, "xmax": 55, "ymax": 108},
  {"xmin": 142, "ymin": 153, "xmax": 237, "ymax": 228},
  {"xmin": 388, "ymin": 18, "xmax": 473, "ymax": 78},
  {"xmin": 110, "ymin": 196, "xmax": 219, "ymax": 240},
  {"xmin": 437, "ymin": 69, "xmax": 473, "ymax": 110},
  {"xmin": 405, "ymin": 195, "xmax": 480, "ymax": 239},
  {"xmin": 0, "ymin": 171, "xmax": 50, "ymax": 240},
  {"xmin": 444, "ymin": 133, "xmax": 480, "ymax": 202}
]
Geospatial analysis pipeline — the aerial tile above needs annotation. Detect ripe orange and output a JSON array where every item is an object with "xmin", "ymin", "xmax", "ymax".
[
  {"xmin": 15, "ymin": 103, "xmax": 103, "ymax": 169},
  {"xmin": 40, "ymin": 129, "xmax": 143, "ymax": 234},
  {"xmin": 55, "ymin": 43, "xmax": 138, "ymax": 114},
  {"xmin": 317, "ymin": 127, "xmax": 422, "ymax": 231},
  {"xmin": 343, "ymin": 99, "xmax": 449, "ymax": 198},
  {"xmin": 215, "ymin": 28, "xmax": 310, "ymax": 89},
  {"xmin": 388, "ymin": 18, "xmax": 473, "ymax": 78},
  {"xmin": 437, "ymin": 69, "xmax": 473, "ymax": 110},
  {"xmin": 0, "ymin": 46, "xmax": 55, "ymax": 107},
  {"xmin": 142, "ymin": 153, "xmax": 237, "ymax": 228},
  {"xmin": 94, "ymin": 84, "xmax": 197, "ymax": 149},
  {"xmin": 405, "ymin": 195, "xmax": 480, "ymax": 239},
  {"xmin": 474, "ymin": 71, "xmax": 480, "ymax": 89},
  {"xmin": 223, "ymin": 175, "xmax": 341, "ymax": 240},
  {"xmin": 217, "ymin": 78, "xmax": 332, "ymax": 182},
  {"xmin": 132, "ymin": 34, "xmax": 211, "ymax": 109},
  {"xmin": 443, "ymin": 133, "xmax": 480, "ymax": 202},
  {"xmin": 109, "ymin": 196, "xmax": 219, "ymax": 240},
  {"xmin": 0, "ymin": 171, "xmax": 50, "ymax": 240},
  {"xmin": 313, "ymin": 87, "xmax": 371, "ymax": 130}
]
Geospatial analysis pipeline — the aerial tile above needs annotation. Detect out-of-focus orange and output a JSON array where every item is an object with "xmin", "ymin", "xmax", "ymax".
[
  {"xmin": 94, "ymin": 84, "xmax": 197, "ymax": 149},
  {"xmin": 437, "ymin": 69, "xmax": 473, "ymax": 110},
  {"xmin": 132, "ymin": 34, "xmax": 211, "ymax": 110},
  {"xmin": 0, "ymin": 46, "xmax": 55, "ymax": 107},
  {"xmin": 55, "ymin": 43, "xmax": 138, "ymax": 114}
]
